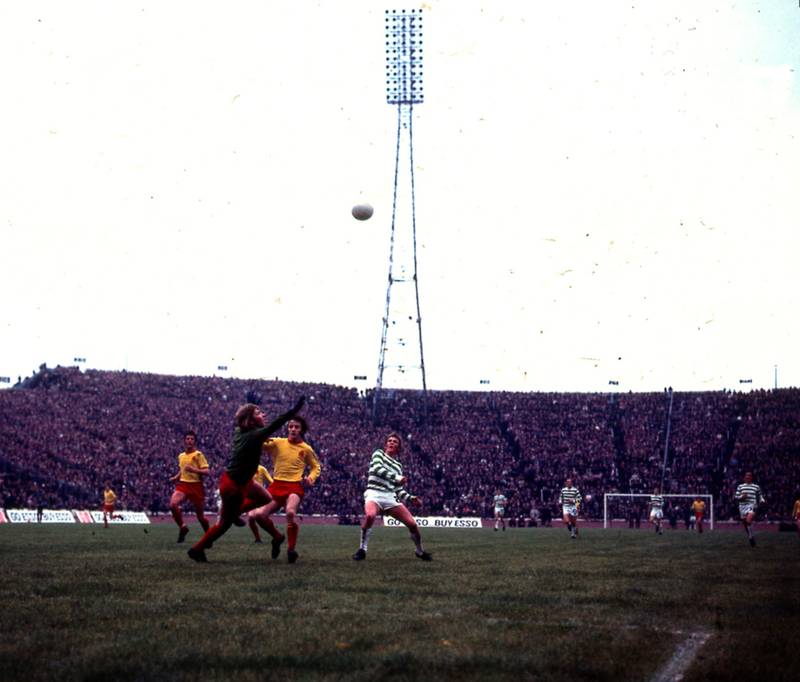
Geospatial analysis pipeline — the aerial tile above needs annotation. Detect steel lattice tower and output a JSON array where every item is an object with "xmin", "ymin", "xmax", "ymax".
[{"xmin": 373, "ymin": 9, "xmax": 427, "ymax": 421}]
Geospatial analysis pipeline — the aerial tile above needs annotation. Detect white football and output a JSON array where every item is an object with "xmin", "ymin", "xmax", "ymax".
[
  {"xmin": 352, "ymin": 204, "xmax": 374, "ymax": 221},
  {"xmin": 584, "ymin": 494, "xmax": 592, "ymax": 502}
]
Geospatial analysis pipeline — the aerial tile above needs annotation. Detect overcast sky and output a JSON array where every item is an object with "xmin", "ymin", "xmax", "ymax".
[{"xmin": 2, "ymin": 0, "xmax": 798, "ymax": 393}]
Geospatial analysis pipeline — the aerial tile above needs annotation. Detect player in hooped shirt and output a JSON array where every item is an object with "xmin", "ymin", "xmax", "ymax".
[
  {"xmin": 648, "ymin": 487, "xmax": 665, "ymax": 535},
  {"xmin": 559, "ymin": 478, "xmax": 582, "ymax": 539},
  {"xmin": 735, "ymin": 471, "xmax": 765, "ymax": 547},
  {"xmin": 494, "ymin": 489, "xmax": 507, "ymax": 532}
]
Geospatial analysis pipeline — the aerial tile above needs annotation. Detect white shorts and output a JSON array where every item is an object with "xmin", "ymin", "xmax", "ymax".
[
  {"xmin": 494, "ymin": 508, "xmax": 505, "ymax": 516},
  {"xmin": 562, "ymin": 505, "xmax": 578, "ymax": 517},
  {"xmin": 739, "ymin": 504, "xmax": 755, "ymax": 519},
  {"xmin": 364, "ymin": 489, "xmax": 401, "ymax": 512},
  {"xmin": 650, "ymin": 509, "xmax": 663, "ymax": 520}
]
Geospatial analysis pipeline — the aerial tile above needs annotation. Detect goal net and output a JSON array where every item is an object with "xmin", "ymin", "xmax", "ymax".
[{"xmin": 603, "ymin": 493, "xmax": 714, "ymax": 530}]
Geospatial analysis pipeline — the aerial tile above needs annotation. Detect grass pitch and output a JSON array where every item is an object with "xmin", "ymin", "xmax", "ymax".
[{"xmin": 1, "ymin": 523, "xmax": 798, "ymax": 681}]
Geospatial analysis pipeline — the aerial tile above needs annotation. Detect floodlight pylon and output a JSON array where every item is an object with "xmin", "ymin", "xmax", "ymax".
[{"xmin": 373, "ymin": 9, "xmax": 427, "ymax": 421}]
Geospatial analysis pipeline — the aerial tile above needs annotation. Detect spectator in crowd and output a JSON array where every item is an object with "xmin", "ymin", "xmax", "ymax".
[{"xmin": 0, "ymin": 366, "xmax": 798, "ymax": 528}]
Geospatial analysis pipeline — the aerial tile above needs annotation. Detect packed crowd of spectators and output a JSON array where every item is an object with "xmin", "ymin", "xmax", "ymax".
[{"xmin": 0, "ymin": 365, "xmax": 797, "ymax": 523}]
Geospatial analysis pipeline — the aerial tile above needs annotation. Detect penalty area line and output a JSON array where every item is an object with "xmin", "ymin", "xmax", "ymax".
[{"xmin": 650, "ymin": 630, "xmax": 711, "ymax": 682}]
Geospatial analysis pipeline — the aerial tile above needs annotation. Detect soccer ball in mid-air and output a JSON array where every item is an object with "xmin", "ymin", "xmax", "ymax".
[
  {"xmin": 584, "ymin": 494, "xmax": 593, "ymax": 502},
  {"xmin": 352, "ymin": 203, "xmax": 374, "ymax": 221}
]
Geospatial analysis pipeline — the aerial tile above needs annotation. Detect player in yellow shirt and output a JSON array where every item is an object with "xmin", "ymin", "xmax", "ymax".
[
  {"xmin": 186, "ymin": 397, "xmax": 305, "ymax": 564},
  {"xmin": 248, "ymin": 464, "xmax": 274, "ymax": 543},
  {"xmin": 102, "ymin": 482, "xmax": 120, "ymax": 528},
  {"xmin": 169, "ymin": 430, "xmax": 211, "ymax": 543},
  {"xmin": 691, "ymin": 497, "xmax": 706, "ymax": 534},
  {"xmin": 250, "ymin": 417, "xmax": 321, "ymax": 564}
]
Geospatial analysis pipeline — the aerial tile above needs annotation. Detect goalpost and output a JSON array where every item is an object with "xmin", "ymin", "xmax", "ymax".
[{"xmin": 603, "ymin": 493, "xmax": 714, "ymax": 530}]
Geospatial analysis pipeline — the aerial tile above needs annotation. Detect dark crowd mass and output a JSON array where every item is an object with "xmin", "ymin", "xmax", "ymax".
[{"xmin": 0, "ymin": 365, "xmax": 798, "ymax": 524}]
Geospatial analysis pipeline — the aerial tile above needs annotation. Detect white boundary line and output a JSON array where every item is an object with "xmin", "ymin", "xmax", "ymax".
[
  {"xmin": 265, "ymin": 605, "xmax": 710, "ymax": 641},
  {"xmin": 263, "ymin": 604, "xmax": 713, "ymax": 680},
  {"xmin": 650, "ymin": 630, "xmax": 712, "ymax": 682}
]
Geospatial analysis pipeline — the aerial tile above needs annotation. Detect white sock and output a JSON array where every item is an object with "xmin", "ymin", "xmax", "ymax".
[{"xmin": 360, "ymin": 527, "xmax": 372, "ymax": 551}]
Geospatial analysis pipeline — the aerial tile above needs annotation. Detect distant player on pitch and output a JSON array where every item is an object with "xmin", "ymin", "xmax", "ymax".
[
  {"xmin": 648, "ymin": 487, "xmax": 664, "ymax": 535},
  {"xmin": 793, "ymin": 494, "xmax": 800, "ymax": 538},
  {"xmin": 169, "ymin": 430, "xmax": 211, "ymax": 543},
  {"xmin": 691, "ymin": 497, "xmax": 706, "ymax": 533},
  {"xmin": 559, "ymin": 477, "xmax": 582, "ymax": 539},
  {"xmin": 352, "ymin": 432, "xmax": 432, "ymax": 562},
  {"xmin": 247, "ymin": 463, "xmax": 274, "ymax": 543},
  {"xmin": 493, "ymin": 489, "xmax": 507, "ymax": 531},
  {"xmin": 735, "ymin": 471, "xmax": 765, "ymax": 547},
  {"xmin": 102, "ymin": 482, "xmax": 121, "ymax": 528}
]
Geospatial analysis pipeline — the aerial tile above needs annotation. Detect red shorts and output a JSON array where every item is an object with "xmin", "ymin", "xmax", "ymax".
[
  {"xmin": 175, "ymin": 481, "xmax": 205, "ymax": 508},
  {"xmin": 268, "ymin": 480, "xmax": 305, "ymax": 507},
  {"xmin": 218, "ymin": 472, "xmax": 269, "ymax": 519},
  {"xmin": 695, "ymin": 512, "xmax": 704, "ymax": 520},
  {"xmin": 103, "ymin": 503, "xmax": 114, "ymax": 513}
]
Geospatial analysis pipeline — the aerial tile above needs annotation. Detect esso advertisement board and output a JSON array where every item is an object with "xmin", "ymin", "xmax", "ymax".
[
  {"xmin": 383, "ymin": 516, "xmax": 482, "ymax": 529},
  {"xmin": 0, "ymin": 509, "xmax": 151, "ymax": 524},
  {"xmin": 89, "ymin": 511, "xmax": 151, "ymax": 524},
  {"xmin": 3, "ymin": 509, "xmax": 76, "ymax": 523}
]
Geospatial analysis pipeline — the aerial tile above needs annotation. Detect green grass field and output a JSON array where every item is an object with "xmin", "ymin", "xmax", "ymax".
[{"xmin": 1, "ymin": 523, "xmax": 798, "ymax": 681}]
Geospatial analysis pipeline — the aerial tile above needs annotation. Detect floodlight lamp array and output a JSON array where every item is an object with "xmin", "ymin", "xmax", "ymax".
[{"xmin": 385, "ymin": 9, "xmax": 424, "ymax": 105}]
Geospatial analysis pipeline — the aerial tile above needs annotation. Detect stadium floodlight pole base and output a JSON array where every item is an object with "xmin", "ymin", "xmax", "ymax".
[{"xmin": 603, "ymin": 493, "xmax": 714, "ymax": 530}]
